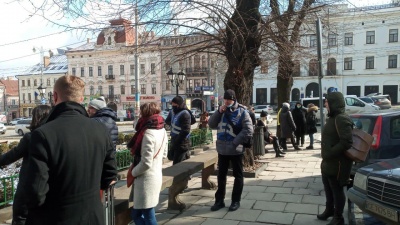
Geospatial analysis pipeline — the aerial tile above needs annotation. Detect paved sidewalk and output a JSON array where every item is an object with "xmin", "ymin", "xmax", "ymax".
[{"xmin": 149, "ymin": 137, "xmax": 355, "ymax": 225}]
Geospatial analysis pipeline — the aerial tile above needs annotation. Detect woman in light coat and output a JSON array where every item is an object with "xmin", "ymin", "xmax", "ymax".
[{"xmin": 128, "ymin": 102, "xmax": 168, "ymax": 225}]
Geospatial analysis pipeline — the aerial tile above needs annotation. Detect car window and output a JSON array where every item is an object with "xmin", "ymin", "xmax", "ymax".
[
  {"xmin": 351, "ymin": 118, "xmax": 373, "ymax": 134},
  {"xmin": 390, "ymin": 117, "xmax": 400, "ymax": 139}
]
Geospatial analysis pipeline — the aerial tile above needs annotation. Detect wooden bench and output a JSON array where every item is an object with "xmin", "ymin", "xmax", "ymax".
[{"xmin": 114, "ymin": 149, "xmax": 218, "ymax": 225}]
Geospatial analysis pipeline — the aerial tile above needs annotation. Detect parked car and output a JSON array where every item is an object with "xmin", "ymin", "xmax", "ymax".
[
  {"xmin": 10, "ymin": 118, "xmax": 24, "ymax": 126},
  {"xmin": 367, "ymin": 94, "xmax": 392, "ymax": 110},
  {"xmin": 14, "ymin": 119, "xmax": 32, "ymax": 136},
  {"xmin": 349, "ymin": 110, "xmax": 400, "ymax": 175},
  {"xmin": 254, "ymin": 113, "xmax": 273, "ymax": 124},
  {"xmin": 254, "ymin": 105, "xmax": 274, "ymax": 114},
  {"xmin": 359, "ymin": 96, "xmax": 376, "ymax": 107},
  {"xmin": 0, "ymin": 123, "xmax": 6, "ymax": 134},
  {"xmin": 347, "ymin": 157, "xmax": 400, "ymax": 225}
]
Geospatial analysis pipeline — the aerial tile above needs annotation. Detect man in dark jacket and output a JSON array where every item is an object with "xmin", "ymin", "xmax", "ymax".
[
  {"xmin": 165, "ymin": 96, "xmax": 195, "ymax": 165},
  {"xmin": 318, "ymin": 92, "xmax": 353, "ymax": 225},
  {"xmin": 279, "ymin": 102, "xmax": 301, "ymax": 150},
  {"xmin": 88, "ymin": 96, "xmax": 119, "ymax": 149},
  {"xmin": 208, "ymin": 89, "xmax": 253, "ymax": 212},
  {"xmin": 291, "ymin": 102, "xmax": 307, "ymax": 147},
  {"xmin": 24, "ymin": 75, "xmax": 117, "ymax": 225}
]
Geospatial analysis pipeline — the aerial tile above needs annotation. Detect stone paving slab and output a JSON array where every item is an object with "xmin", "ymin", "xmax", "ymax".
[
  {"xmin": 224, "ymin": 208, "xmax": 262, "ymax": 222},
  {"xmin": 284, "ymin": 203, "xmax": 318, "ymax": 214},
  {"xmin": 257, "ymin": 211, "xmax": 296, "ymax": 224},
  {"xmin": 253, "ymin": 200, "xmax": 286, "ymax": 212},
  {"xmin": 201, "ymin": 218, "xmax": 239, "ymax": 225},
  {"xmin": 244, "ymin": 192, "xmax": 275, "ymax": 201},
  {"xmin": 272, "ymin": 193, "xmax": 303, "ymax": 203}
]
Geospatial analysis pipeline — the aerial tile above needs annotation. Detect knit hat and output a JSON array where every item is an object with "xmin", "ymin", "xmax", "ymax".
[
  {"xmin": 282, "ymin": 102, "xmax": 290, "ymax": 108},
  {"xmin": 171, "ymin": 96, "xmax": 184, "ymax": 106},
  {"xmin": 224, "ymin": 89, "xmax": 236, "ymax": 100},
  {"xmin": 260, "ymin": 110, "xmax": 267, "ymax": 118},
  {"xmin": 89, "ymin": 96, "xmax": 107, "ymax": 110}
]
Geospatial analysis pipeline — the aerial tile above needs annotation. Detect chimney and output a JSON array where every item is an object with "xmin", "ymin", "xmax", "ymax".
[{"xmin": 43, "ymin": 56, "xmax": 50, "ymax": 67}]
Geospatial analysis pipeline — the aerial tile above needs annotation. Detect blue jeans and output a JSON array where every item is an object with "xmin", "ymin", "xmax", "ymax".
[
  {"xmin": 309, "ymin": 134, "xmax": 314, "ymax": 146},
  {"xmin": 131, "ymin": 208, "xmax": 157, "ymax": 225}
]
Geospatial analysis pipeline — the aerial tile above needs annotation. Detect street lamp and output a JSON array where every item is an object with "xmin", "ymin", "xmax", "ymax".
[{"xmin": 166, "ymin": 68, "xmax": 186, "ymax": 97}]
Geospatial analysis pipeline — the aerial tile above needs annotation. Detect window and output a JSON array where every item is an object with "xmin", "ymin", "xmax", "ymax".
[
  {"xmin": 130, "ymin": 85, "xmax": 136, "ymax": 94},
  {"xmin": 140, "ymin": 64, "xmax": 145, "ymax": 75},
  {"xmin": 120, "ymin": 65, "xmax": 124, "ymax": 75},
  {"xmin": 344, "ymin": 32, "xmax": 353, "ymax": 45},
  {"xmin": 121, "ymin": 85, "xmax": 125, "ymax": 95},
  {"xmin": 90, "ymin": 86, "xmax": 94, "ymax": 95},
  {"xmin": 194, "ymin": 55, "xmax": 200, "ymax": 68},
  {"xmin": 165, "ymin": 60, "xmax": 170, "ymax": 70},
  {"xmin": 166, "ymin": 79, "xmax": 170, "ymax": 91},
  {"xmin": 108, "ymin": 65, "xmax": 113, "ymax": 75},
  {"xmin": 389, "ymin": 29, "xmax": 398, "ymax": 43},
  {"xmin": 366, "ymin": 31, "xmax": 375, "ymax": 44},
  {"xmin": 327, "ymin": 58, "xmax": 337, "ymax": 75},
  {"xmin": 27, "ymin": 79, "xmax": 30, "ymax": 87},
  {"xmin": 21, "ymin": 80, "xmax": 25, "ymax": 87},
  {"xmin": 108, "ymin": 37, "xmax": 112, "ymax": 45},
  {"xmin": 34, "ymin": 79, "xmax": 37, "ymax": 86},
  {"xmin": 130, "ymin": 65, "xmax": 135, "ymax": 75},
  {"xmin": 81, "ymin": 67, "xmax": 84, "ymax": 77},
  {"xmin": 72, "ymin": 68, "xmax": 76, "ymax": 76},
  {"xmin": 310, "ymin": 35, "xmax": 317, "ymax": 47},
  {"xmin": 179, "ymin": 60, "xmax": 184, "ymax": 70},
  {"xmin": 388, "ymin": 55, "xmax": 397, "ymax": 68},
  {"xmin": 328, "ymin": 33, "xmax": 337, "ymax": 46},
  {"xmin": 151, "ymin": 84, "xmax": 156, "ymax": 94},
  {"xmin": 366, "ymin": 56, "xmax": 374, "ymax": 69},
  {"xmin": 108, "ymin": 85, "xmax": 114, "ymax": 96},
  {"xmin": 98, "ymin": 66, "xmax": 102, "ymax": 76},
  {"xmin": 202, "ymin": 55, "xmax": 206, "ymax": 68},
  {"xmin": 308, "ymin": 59, "xmax": 318, "ymax": 76},
  {"xmin": 344, "ymin": 57, "xmax": 353, "ymax": 70},
  {"xmin": 22, "ymin": 93, "xmax": 25, "ymax": 101},
  {"xmin": 141, "ymin": 84, "xmax": 146, "ymax": 94},
  {"xmin": 47, "ymin": 79, "xmax": 50, "ymax": 86},
  {"xmin": 261, "ymin": 62, "xmax": 268, "ymax": 74},
  {"xmin": 293, "ymin": 60, "xmax": 300, "ymax": 77},
  {"xmin": 89, "ymin": 67, "xmax": 93, "ymax": 77},
  {"xmin": 151, "ymin": 63, "xmax": 155, "ymax": 74},
  {"xmin": 98, "ymin": 86, "xmax": 103, "ymax": 95},
  {"xmin": 28, "ymin": 93, "xmax": 31, "ymax": 101}
]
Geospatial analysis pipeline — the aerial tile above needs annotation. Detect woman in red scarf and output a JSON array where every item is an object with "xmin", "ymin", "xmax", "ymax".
[{"xmin": 127, "ymin": 102, "xmax": 167, "ymax": 225}]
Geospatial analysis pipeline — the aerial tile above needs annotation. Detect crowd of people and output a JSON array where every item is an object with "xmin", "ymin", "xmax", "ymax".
[{"xmin": 2, "ymin": 78, "xmax": 352, "ymax": 225}]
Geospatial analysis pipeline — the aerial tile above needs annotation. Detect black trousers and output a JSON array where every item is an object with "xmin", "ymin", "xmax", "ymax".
[
  {"xmin": 171, "ymin": 138, "xmax": 190, "ymax": 165},
  {"xmin": 295, "ymin": 134, "xmax": 305, "ymax": 146},
  {"xmin": 279, "ymin": 137, "xmax": 296, "ymax": 149},
  {"xmin": 215, "ymin": 154, "xmax": 243, "ymax": 203},
  {"xmin": 322, "ymin": 174, "xmax": 346, "ymax": 216}
]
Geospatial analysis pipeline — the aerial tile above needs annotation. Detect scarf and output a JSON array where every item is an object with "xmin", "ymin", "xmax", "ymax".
[{"xmin": 127, "ymin": 114, "xmax": 165, "ymax": 157}]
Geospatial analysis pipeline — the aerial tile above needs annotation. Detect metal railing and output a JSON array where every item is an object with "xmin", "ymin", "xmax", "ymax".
[{"xmin": 0, "ymin": 174, "xmax": 18, "ymax": 206}]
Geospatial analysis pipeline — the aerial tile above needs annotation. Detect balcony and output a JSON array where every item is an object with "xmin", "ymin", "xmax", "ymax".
[{"xmin": 105, "ymin": 75, "xmax": 115, "ymax": 80}]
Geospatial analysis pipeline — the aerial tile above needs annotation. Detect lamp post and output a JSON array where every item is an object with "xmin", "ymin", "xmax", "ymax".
[
  {"xmin": 166, "ymin": 68, "xmax": 186, "ymax": 97},
  {"xmin": 37, "ymin": 84, "xmax": 46, "ymax": 105}
]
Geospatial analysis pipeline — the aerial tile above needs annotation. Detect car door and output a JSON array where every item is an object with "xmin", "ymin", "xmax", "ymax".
[{"xmin": 345, "ymin": 97, "xmax": 364, "ymax": 114}]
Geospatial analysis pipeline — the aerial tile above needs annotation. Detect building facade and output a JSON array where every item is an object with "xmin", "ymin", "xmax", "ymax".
[
  {"xmin": 0, "ymin": 78, "xmax": 19, "ymax": 121},
  {"xmin": 253, "ymin": 3, "xmax": 400, "ymax": 105}
]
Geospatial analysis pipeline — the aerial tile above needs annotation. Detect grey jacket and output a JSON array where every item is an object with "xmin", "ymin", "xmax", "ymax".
[{"xmin": 208, "ymin": 102, "xmax": 254, "ymax": 155}]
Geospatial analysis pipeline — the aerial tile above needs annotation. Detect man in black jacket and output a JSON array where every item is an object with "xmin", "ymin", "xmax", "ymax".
[
  {"xmin": 24, "ymin": 75, "xmax": 117, "ymax": 225},
  {"xmin": 88, "ymin": 96, "xmax": 119, "ymax": 149},
  {"xmin": 165, "ymin": 96, "xmax": 195, "ymax": 165}
]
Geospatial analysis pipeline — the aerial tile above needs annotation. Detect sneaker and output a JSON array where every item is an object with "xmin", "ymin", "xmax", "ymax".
[{"xmin": 211, "ymin": 202, "xmax": 225, "ymax": 211}]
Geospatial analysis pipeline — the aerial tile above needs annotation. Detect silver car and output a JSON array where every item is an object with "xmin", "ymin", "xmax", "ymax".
[
  {"xmin": 15, "ymin": 119, "xmax": 32, "ymax": 136},
  {"xmin": 0, "ymin": 123, "xmax": 6, "ymax": 134}
]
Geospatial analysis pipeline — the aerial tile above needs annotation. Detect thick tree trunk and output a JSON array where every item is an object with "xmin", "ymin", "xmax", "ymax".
[{"xmin": 277, "ymin": 53, "xmax": 294, "ymax": 108}]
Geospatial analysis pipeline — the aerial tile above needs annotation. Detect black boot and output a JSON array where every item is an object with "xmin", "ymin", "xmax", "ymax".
[
  {"xmin": 327, "ymin": 216, "xmax": 344, "ymax": 225},
  {"xmin": 306, "ymin": 145, "xmax": 314, "ymax": 150},
  {"xmin": 317, "ymin": 206, "xmax": 334, "ymax": 220}
]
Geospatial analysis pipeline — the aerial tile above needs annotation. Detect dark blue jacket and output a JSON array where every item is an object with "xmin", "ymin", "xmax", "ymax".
[{"xmin": 91, "ymin": 107, "xmax": 119, "ymax": 148}]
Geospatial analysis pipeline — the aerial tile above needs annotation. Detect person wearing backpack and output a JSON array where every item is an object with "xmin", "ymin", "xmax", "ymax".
[
  {"xmin": 208, "ymin": 89, "xmax": 253, "ymax": 212},
  {"xmin": 165, "ymin": 96, "xmax": 196, "ymax": 165}
]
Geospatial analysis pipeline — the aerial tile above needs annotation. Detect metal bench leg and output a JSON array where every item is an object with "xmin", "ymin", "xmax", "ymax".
[
  {"xmin": 168, "ymin": 178, "xmax": 189, "ymax": 211},
  {"xmin": 202, "ymin": 164, "xmax": 217, "ymax": 190}
]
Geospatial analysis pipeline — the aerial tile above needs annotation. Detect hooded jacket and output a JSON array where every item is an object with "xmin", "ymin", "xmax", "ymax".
[
  {"xmin": 291, "ymin": 103, "xmax": 306, "ymax": 136},
  {"xmin": 91, "ymin": 107, "xmax": 119, "ymax": 148},
  {"xmin": 279, "ymin": 105, "xmax": 296, "ymax": 138},
  {"xmin": 208, "ymin": 101, "xmax": 253, "ymax": 155},
  {"xmin": 306, "ymin": 105, "xmax": 318, "ymax": 134},
  {"xmin": 321, "ymin": 92, "xmax": 353, "ymax": 186}
]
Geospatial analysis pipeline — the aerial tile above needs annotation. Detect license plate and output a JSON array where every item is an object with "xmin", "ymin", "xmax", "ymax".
[{"xmin": 365, "ymin": 200, "xmax": 399, "ymax": 222}]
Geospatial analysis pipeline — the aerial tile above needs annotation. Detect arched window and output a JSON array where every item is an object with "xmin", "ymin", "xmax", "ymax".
[
  {"xmin": 308, "ymin": 59, "xmax": 318, "ymax": 76},
  {"xmin": 327, "ymin": 58, "xmax": 337, "ymax": 75},
  {"xmin": 293, "ymin": 60, "xmax": 300, "ymax": 77},
  {"xmin": 201, "ymin": 55, "xmax": 206, "ymax": 68},
  {"xmin": 98, "ymin": 86, "xmax": 103, "ymax": 95},
  {"xmin": 107, "ymin": 37, "xmax": 112, "ymax": 45}
]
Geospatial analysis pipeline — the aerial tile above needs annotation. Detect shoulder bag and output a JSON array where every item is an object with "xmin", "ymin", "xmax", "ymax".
[
  {"xmin": 127, "ymin": 133, "xmax": 166, "ymax": 187},
  {"xmin": 334, "ymin": 118, "xmax": 373, "ymax": 162}
]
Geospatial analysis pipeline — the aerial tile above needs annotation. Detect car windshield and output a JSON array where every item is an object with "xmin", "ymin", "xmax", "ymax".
[{"xmin": 255, "ymin": 105, "xmax": 267, "ymax": 109}]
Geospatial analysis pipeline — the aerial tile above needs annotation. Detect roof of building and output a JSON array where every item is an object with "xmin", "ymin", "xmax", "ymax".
[
  {"xmin": 18, "ymin": 54, "xmax": 68, "ymax": 76},
  {"xmin": 0, "ymin": 79, "xmax": 18, "ymax": 96}
]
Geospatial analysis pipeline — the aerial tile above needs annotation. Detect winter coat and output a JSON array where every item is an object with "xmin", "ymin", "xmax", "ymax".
[
  {"xmin": 256, "ymin": 119, "xmax": 272, "ymax": 144},
  {"xmin": 91, "ymin": 107, "xmax": 119, "ymax": 148},
  {"xmin": 24, "ymin": 101, "xmax": 117, "ymax": 225},
  {"xmin": 132, "ymin": 129, "xmax": 168, "ymax": 209},
  {"xmin": 208, "ymin": 101, "xmax": 253, "ymax": 155},
  {"xmin": 292, "ymin": 106, "xmax": 307, "ymax": 136},
  {"xmin": 279, "ymin": 106, "xmax": 296, "ymax": 138},
  {"xmin": 306, "ymin": 106, "xmax": 318, "ymax": 134},
  {"xmin": 321, "ymin": 92, "xmax": 353, "ymax": 186}
]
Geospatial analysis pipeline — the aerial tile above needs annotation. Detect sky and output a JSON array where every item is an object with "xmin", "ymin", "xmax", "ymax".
[{"xmin": 0, "ymin": 0, "xmax": 394, "ymax": 77}]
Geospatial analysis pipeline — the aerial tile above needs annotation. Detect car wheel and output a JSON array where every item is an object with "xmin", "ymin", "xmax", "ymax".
[{"xmin": 18, "ymin": 129, "xmax": 24, "ymax": 136}]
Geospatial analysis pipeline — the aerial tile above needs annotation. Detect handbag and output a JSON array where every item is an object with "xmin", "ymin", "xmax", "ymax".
[
  {"xmin": 127, "ymin": 133, "xmax": 166, "ymax": 187},
  {"xmin": 335, "ymin": 118, "xmax": 373, "ymax": 162}
]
